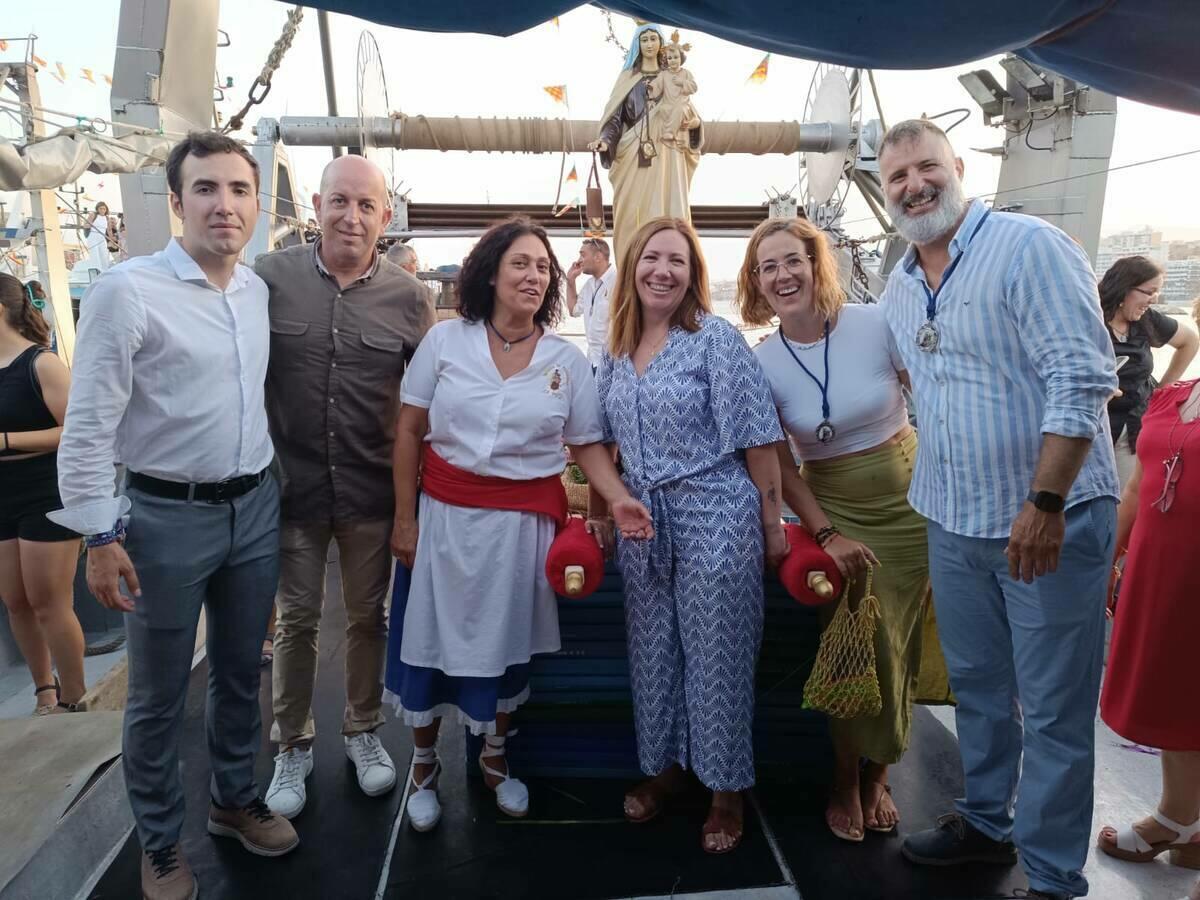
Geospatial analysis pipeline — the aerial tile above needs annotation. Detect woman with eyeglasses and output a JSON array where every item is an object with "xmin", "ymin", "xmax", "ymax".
[
  {"xmin": 1102, "ymin": 255, "xmax": 1199, "ymax": 487},
  {"xmin": 737, "ymin": 218, "xmax": 950, "ymax": 843},
  {"xmin": 1096, "ymin": 376, "xmax": 1200, "ymax": 897},
  {"xmin": 0, "ymin": 274, "xmax": 87, "ymax": 715}
]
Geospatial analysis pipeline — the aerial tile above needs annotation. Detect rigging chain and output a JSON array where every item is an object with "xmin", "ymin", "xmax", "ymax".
[{"xmin": 222, "ymin": 6, "xmax": 305, "ymax": 134}]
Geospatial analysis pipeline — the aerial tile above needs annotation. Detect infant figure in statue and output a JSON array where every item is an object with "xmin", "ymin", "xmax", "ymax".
[{"xmin": 648, "ymin": 42, "xmax": 699, "ymax": 150}]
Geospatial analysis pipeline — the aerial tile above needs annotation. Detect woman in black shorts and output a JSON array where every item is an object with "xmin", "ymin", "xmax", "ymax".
[{"xmin": 0, "ymin": 274, "xmax": 86, "ymax": 714}]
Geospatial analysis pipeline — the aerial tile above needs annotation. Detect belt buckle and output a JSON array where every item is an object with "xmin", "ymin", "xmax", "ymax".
[{"xmin": 209, "ymin": 478, "xmax": 233, "ymax": 504}]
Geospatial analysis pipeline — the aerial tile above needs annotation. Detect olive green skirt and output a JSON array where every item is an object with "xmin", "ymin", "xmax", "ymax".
[{"xmin": 801, "ymin": 430, "xmax": 952, "ymax": 765}]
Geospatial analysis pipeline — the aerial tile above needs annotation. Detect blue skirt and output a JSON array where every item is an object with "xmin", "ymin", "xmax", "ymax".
[{"xmin": 384, "ymin": 563, "xmax": 531, "ymax": 735}]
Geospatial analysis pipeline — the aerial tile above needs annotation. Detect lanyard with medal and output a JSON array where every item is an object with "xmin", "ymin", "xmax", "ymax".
[
  {"xmin": 914, "ymin": 209, "xmax": 991, "ymax": 353},
  {"xmin": 780, "ymin": 320, "xmax": 837, "ymax": 445}
]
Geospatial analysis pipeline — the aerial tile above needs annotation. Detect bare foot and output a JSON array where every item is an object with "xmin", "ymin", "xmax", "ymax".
[
  {"xmin": 1098, "ymin": 812, "xmax": 1196, "ymax": 851},
  {"xmin": 826, "ymin": 783, "xmax": 864, "ymax": 841},
  {"xmin": 703, "ymin": 790, "xmax": 743, "ymax": 853},
  {"xmin": 861, "ymin": 781, "xmax": 899, "ymax": 831},
  {"xmin": 624, "ymin": 764, "xmax": 687, "ymax": 822}
]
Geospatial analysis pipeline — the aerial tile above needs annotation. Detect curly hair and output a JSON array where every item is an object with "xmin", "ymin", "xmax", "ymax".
[
  {"xmin": 736, "ymin": 218, "xmax": 844, "ymax": 327},
  {"xmin": 1098, "ymin": 255, "xmax": 1163, "ymax": 322},
  {"xmin": 0, "ymin": 274, "xmax": 51, "ymax": 347},
  {"xmin": 456, "ymin": 218, "xmax": 563, "ymax": 329}
]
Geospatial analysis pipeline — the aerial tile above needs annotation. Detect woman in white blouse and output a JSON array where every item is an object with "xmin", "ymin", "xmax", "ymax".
[
  {"xmin": 738, "ymin": 218, "xmax": 950, "ymax": 843},
  {"xmin": 387, "ymin": 218, "xmax": 651, "ymax": 832}
]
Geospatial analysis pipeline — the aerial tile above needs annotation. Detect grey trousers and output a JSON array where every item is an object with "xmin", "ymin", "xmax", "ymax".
[{"xmin": 121, "ymin": 474, "xmax": 280, "ymax": 851}]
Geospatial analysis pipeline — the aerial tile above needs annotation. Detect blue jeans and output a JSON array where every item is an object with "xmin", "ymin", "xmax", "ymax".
[
  {"xmin": 927, "ymin": 497, "xmax": 1115, "ymax": 898},
  {"xmin": 121, "ymin": 474, "xmax": 280, "ymax": 851}
]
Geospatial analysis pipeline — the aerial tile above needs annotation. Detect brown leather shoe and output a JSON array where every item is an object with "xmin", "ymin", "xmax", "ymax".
[
  {"xmin": 140, "ymin": 844, "xmax": 197, "ymax": 900},
  {"xmin": 207, "ymin": 798, "xmax": 299, "ymax": 857}
]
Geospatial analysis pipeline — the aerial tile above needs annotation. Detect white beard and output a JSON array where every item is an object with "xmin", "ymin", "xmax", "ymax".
[{"xmin": 887, "ymin": 178, "xmax": 969, "ymax": 246}]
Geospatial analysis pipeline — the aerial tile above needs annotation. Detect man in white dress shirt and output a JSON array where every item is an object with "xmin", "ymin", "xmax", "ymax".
[
  {"xmin": 49, "ymin": 132, "xmax": 298, "ymax": 900},
  {"xmin": 566, "ymin": 237, "xmax": 616, "ymax": 368}
]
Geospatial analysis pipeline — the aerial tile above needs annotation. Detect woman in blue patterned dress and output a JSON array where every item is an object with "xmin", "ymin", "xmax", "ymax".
[{"xmin": 594, "ymin": 217, "xmax": 787, "ymax": 854}]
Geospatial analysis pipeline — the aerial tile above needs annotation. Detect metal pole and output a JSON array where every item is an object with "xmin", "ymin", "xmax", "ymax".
[{"xmin": 316, "ymin": 10, "xmax": 342, "ymax": 160}]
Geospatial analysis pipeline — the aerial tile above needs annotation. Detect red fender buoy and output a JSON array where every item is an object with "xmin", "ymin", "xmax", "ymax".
[
  {"xmin": 778, "ymin": 522, "xmax": 843, "ymax": 606},
  {"xmin": 545, "ymin": 517, "xmax": 605, "ymax": 598}
]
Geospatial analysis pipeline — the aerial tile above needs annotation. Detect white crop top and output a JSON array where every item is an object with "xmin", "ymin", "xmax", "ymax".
[{"xmin": 755, "ymin": 303, "xmax": 908, "ymax": 461}]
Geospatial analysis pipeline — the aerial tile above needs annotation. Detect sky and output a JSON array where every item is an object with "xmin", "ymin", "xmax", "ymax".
[{"xmin": 4, "ymin": 0, "xmax": 1200, "ymax": 280}]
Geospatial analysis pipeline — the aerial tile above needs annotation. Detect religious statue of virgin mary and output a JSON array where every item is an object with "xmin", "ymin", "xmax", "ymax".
[{"xmin": 588, "ymin": 24, "xmax": 703, "ymax": 267}]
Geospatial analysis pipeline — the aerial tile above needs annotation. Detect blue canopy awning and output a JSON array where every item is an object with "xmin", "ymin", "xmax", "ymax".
[{"xmin": 296, "ymin": 1, "xmax": 1200, "ymax": 115}]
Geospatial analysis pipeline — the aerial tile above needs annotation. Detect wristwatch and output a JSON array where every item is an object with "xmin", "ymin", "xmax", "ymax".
[{"xmin": 1027, "ymin": 490, "xmax": 1065, "ymax": 514}]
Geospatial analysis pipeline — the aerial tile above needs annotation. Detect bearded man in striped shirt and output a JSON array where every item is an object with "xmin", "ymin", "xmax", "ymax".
[{"xmin": 878, "ymin": 118, "xmax": 1119, "ymax": 900}]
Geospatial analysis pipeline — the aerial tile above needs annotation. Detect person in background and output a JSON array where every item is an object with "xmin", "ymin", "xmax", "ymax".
[
  {"xmin": 257, "ymin": 154, "xmax": 436, "ymax": 820},
  {"xmin": 596, "ymin": 217, "xmax": 786, "ymax": 855},
  {"xmin": 0, "ymin": 274, "xmax": 86, "ymax": 716},
  {"xmin": 878, "ymin": 119, "xmax": 1118, "ymax": 900},
  {"xmin": 387, "ymin": 217, "xmax": 651, "ymax": 832},
  {"xmin": 1101, "ymin": 255, "xmax": 1198, "ymax": 486},
  {"xmin": 1096, "ymin": 376, "xmax": 1200, "ymax": 900},
  {"xmin": 50, "ymin": 131, "xmax": 299, "ymax": 900},
  {"xmin": 738, "ymin": 217, "xmax": 951, "ymax": 842},
  {"xmin": 23, "ymin": 281, "xmax": 55, "ymax": 353},
  {"xmin": 566, "ymin": 237, "xmax": 616, "ymax": 370},
  {"xmin": 82, "ymin": 202, "xmax": 116, "ymax": 274},
  {"xmin": 386, "ymin": 242, "xmax": 420, "ymax": 275}
]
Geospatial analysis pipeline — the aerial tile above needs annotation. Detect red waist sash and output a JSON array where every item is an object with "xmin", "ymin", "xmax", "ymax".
[{"xmin": 420, "ymin": 444, "xmax": 567, "ymax": 529}]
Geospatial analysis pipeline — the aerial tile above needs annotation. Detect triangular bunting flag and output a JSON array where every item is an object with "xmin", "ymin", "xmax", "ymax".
[
  {"xmin": 81, "ymin": 68, "xmax": 95, "ymax": 84},
  {"xmin": 747, "ymin": 54, "xmax": 770, "ymax": 84},
  {"xmin": 0, "ymin": 40, "xmax": 8, "ymax": 51},
  {"xmin": 55, "ymin": 62, "xmax": 67, "ymax": 80},
  {"xmin": 543, "ymin": 85, "xmax": 567, "ymax": 104},
  {"xmin": 566, "ymin": 165, "xmax": 578, "ymax": 183},
  {"xmin": 103, "ymin": 74, "xmax": 112, "ymax": 86},
  {"xmin": 52, "ymin": 72, "xmax": 64, "ymax": 84},
  {"xmin": 31, "ymin": 54, "xmax": 47, "ymax": 68}
]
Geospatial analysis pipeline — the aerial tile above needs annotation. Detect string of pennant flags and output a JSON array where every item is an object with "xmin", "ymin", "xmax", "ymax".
[{"xmin": 0, "ymin": 40, "xmax": 113, "ymax": 87}]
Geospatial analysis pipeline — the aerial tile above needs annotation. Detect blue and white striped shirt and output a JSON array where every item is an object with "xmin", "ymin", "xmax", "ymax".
[{"xmin": 881, "ymin": 199, "xmax": 1119, "ymax": 539}]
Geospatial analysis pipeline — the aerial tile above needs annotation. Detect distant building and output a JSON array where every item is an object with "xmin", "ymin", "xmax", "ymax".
[
  {"xmin": 1094, "ymin": 226, "xmax": 1168, "ymax": 277},
  {"xmin": 1163, "ymin": 257, "xmax": 1200, "ymax": 305}
]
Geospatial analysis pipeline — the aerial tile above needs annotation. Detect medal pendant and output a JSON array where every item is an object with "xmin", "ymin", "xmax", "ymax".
[
  {"xmin": 502, "ymin": 342, "xmax": 512, "ymax": 352},
  {"xmin": 816, "ymin": 420, "xmax": 836, "ymax": 445},
  {"xmin": 916, "ymin": 321, "xmax": 940, "ymax": 353}
]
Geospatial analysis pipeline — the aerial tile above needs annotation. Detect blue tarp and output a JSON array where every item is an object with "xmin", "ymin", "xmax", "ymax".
[{"xmin": 296, "ymin": 1, "xmax": 1200, "ymax": 115}]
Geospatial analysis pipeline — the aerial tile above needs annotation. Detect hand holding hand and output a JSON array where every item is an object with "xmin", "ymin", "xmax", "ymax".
[
  {"xmin": 87, "ymin": 542, "xmax": 139, "ymax": 612},
  {"xmin": 611, "ymin": 496, "xmax": 653, "ymax": 541}
]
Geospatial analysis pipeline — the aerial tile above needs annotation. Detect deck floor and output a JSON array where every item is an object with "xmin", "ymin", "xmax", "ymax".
[{"xmin": 86, "ymin": 560, "xmax": 1194, "ymax": 900}]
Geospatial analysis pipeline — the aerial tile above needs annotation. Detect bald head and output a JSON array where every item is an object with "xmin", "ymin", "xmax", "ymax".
[
  {"xmin": 313, "ymin": 154, "xmax": 394, "ymax": 275},
  {"xmin": 318, "ymin": 154, "xmax": 388, "ymax": 201}
]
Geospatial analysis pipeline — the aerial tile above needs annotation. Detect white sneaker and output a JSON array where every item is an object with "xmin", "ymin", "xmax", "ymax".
[
  {"xmin": 265, "ymin": 746, "xmax": 314, "ymax": 819},
  {"xmin": 345, "ymin": 732, "xmax": 397, "ymax": 797}
]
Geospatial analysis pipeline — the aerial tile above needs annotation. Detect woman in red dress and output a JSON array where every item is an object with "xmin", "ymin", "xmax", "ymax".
[{"xmin": 1098, "ymin": 378, "xmax": 1200, "ymax": 899}]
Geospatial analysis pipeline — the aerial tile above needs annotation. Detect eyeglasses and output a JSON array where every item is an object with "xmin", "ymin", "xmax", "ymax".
[
  {"xmin": 1152, "ymin": 452, "xmax": 1182, "ymax": 513},
  {"xmin": 582, "ymin": 239, "xmax": 606, "ymax": 251},
  {"xmin": 1133, "ymin": 286, "xmax": 1160, "ymax": 299},
  {"xmin": 753, "ymin": 254, "xmax": 815, "ymax": 280}
]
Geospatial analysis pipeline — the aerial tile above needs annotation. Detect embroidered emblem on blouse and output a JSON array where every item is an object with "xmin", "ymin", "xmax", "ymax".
[{"xmin": 543, "ymin": 364, "xmax": 568, "ymax": 397}]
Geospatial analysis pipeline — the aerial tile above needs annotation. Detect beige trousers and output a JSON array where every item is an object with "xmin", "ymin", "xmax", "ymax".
[{"xmin": 270, "ymin": 518, "xmax": 392, "ymax": 747}]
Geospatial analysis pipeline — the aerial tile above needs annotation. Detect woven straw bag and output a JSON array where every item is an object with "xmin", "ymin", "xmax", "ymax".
[
  {"xmin": 561, "ymin": 473, "xmax": 590, "ymax": 515},
  {"xmin": 802, "ymin": 566, "xmax": 882, "ymax": 720}
]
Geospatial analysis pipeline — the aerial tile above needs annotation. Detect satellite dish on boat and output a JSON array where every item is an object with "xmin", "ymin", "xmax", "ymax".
[
  {"xmin": 356, "ymin": 30, "xmax": 397, "ymax": 191},
  {"xmin": 800, "ymin": 65, "xmax": 858, "ymax": 217}
]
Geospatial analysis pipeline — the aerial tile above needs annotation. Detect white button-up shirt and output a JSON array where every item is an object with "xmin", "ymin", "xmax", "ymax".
[
  {"xmin": 49, "ymin": 239, "xmax": 274, "ymax": 535},
  {"xmin": 574, "ymin": 264, "xmax": 616, "ymax": 366}
]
